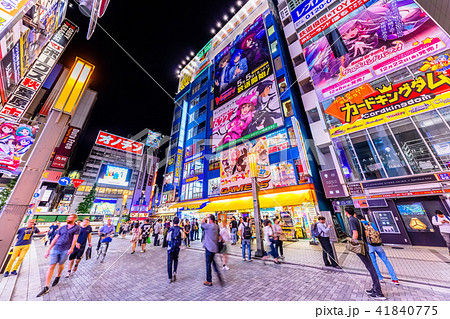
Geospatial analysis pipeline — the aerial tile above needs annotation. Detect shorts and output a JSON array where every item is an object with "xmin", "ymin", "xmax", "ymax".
[
  {"xmin": 69, "ymin": 245, "xmax": 86, "ymax": 261},
  {"xmin": 141, "ymin": 236, "xmax": 149, "ymax": 243},
  {"xmin": 49, "ymin": 248, "xmax": 69, "ymax": 265},
  {"xmin": 220, "ymin": 243, "xmax": 228, "ymax": 254}
]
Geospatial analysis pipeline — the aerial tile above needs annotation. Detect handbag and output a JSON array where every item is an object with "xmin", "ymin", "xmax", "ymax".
[
  {"xmin": 279, "ymin": 232, "xmax": 287, "ymax": 241},
  {"xmin": 85, "ymin": 247, "xmax": 92, "ymax": 260},
  {"xmin": 345, "ymin": 220, "xmax": 365, "ymax": 254}
]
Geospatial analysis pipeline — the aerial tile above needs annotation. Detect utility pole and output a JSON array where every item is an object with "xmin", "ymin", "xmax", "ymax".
[{"xmin": 248, "ymin": 153, "xmax": 265, "ymax": 257}]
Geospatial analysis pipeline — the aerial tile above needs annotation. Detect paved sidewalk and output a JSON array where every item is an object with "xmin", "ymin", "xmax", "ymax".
[
  {"xmin": 187, "ymin": 238, "xmax": 450, "ymax": 289},
  {"xmin": 2, "ymin": 236, "xmax": 450, "ymax": 301}
]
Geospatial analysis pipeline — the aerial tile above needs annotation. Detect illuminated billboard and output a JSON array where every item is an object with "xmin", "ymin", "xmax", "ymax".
[
  {"xmin": 97, "ymin": 164, "xmax": 132, "ymax": 187},
  {"xmin": 212, "ymin": 74, "xmax": 284, "ymax": 152},
  {"xmin": 95, "ymin": 131, "xmax": 144, "ymax": 155},
  {"xmin": 213, "ymin": 15, "xmax": 272, "ymax": 108},
  {"xmin": 304, "ymin": 0, "xmax": 450, "ymax": 102},
  {"xmin": 91, "ymin": 197, "xmax": 117, "ymax": 215}
]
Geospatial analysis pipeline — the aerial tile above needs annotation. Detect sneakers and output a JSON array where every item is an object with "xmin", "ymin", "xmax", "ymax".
[
  {"xmin": 36, "ymin": 286, "xmax": 49, "ymax": 297},
  {"xmin": 369, "ymin": 292, "xmax": 387, "ymax": 300},
  {"xmin": 11, "ymin": 270, "xmax": 17, "ymax": 275},
  {"xmin": 168, "ymin": 278, "xmax": 173, "ymax": 284},
  {"xmin": 173, "ymin": 272, "xmax": 177, "ymax": 281},
  {"xmin": 223, "ymin": 265, "xmax": 230, "ymax": 270},
  {"xmin": 332, "ymin": 265, "xmax": 342, "ymax": 269},
  {"xmin": 51, "ymin": 276, "xmax": 60, "ymax": 287},
  {"xmin": 247, "ymin": 259, "xmax": 253, "ymax": 262},
  {"xmin": 203, "ymin": 281, "xmax": 212, "ymax": 286},
  {"xmin": 242, "ymin": 258, "xmax": 246, "ymax": 261},
  {"xmin": 392, "ymin": 280, "xmax": 399, "ymax": 285},
  {"xmin": 65, "ymin": 271, "xmax": 71, "ymax": 278},
  {"xmin": 3, "ymin": 271, "xmax": 9, "ymax": 277},
  {"xmin": 365, "ymin": 289, "xmax": 375, "ymax": 294},
  {"xmin": 280, "ymin": 255, "xmax": 285, "ymax": 260},
  {"xmin": 131, "ymin": 251, "xmax": 135, "ymax": 254}
]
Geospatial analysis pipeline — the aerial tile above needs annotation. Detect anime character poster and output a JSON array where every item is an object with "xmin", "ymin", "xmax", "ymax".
[
  {"xmin": 219, "ymin": 137, "xmax": 272, "ymax": 195},
  {"xmin": 303, "ymin": 0, "xmax": 450, "ymax": 102},
  {"xmin": 145, "ymin": 130, "xmax": 161, "ymax": 148},
  {"xmin": 213, "ymin": 14, "xmax": 272, "ymax": 108},
  {"xmin": 270, "ymin": 161, "xmax": 297, "ymax": 188},
  {"xmin": 212, "ymin": 74, "xmax": 284, "ymax": 152},
  {"xmin": 0, "ymin": 120, "xmax": 38, "ymax": 176}
]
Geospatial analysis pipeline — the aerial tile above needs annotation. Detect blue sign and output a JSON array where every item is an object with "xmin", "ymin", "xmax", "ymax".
[
  {"xmin": 33, "ymin": 193, "xmax": 40, "ymax": 198},
  {"xmin": 291, "ymin": 0, "xmax": 333, "ymax": 29},
  {"xmin": 58, "ymin": 177, "xmax": 71, "ymax": 186}
]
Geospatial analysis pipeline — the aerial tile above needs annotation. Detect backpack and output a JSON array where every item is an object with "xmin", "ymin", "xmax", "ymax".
[
  {"xmin": 167, "ymin": 226, "xmax": 182, "ymax": 249},
  {"xmin": 243, "ymin": 222, "xmax": 252, "ymax": 239},
  {"xmin": 311, "ymin": 222, "xmax": 322, "ymax": 237},
  {"xmin": 364, "ymin": 222, "xmax": 382, "ymax": 246}
]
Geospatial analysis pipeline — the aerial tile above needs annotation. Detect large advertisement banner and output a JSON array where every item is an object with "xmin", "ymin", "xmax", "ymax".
[
  {"xmin": 304, "ymin": 0, "xmax": 450, "ymax": 102},
  {"xmin": 220, "ymin": 137, "xmax": 272, "ymax": 195},
  {"xmin": 95, "ymin": 131, "xmax": 144, "ymax": 155},
  {"xmin": 0, "ymin": 119, "xmax": 38, "ymax": 175},
  {"xmin": 213, "ymin": 15, "xmax": 272, "ymax": 108},
  {"xmin": 212, "ymin": 74, "xmax": 284, "ymax": 152}
]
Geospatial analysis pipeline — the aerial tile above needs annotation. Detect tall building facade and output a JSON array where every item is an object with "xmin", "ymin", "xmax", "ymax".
[
  {"xmin": 159, "ymin": 0, "xmax": 333, "ymax": 241},
  {"xmin": 277, "ymin": 0, "xmax": 450, "ymax": 247}
]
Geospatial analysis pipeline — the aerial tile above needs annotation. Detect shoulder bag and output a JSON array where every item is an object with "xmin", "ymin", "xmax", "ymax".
[{"xmin": 345, "ymin": 220, "xmax": 365, "ymax": 255}]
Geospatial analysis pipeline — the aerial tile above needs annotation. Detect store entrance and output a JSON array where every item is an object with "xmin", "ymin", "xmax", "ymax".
[{"xmin": 394, "ymin": 197, "xmax": 447, "ymax": 247}]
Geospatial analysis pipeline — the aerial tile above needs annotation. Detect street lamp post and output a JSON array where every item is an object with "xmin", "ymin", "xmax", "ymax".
[{"xmin": 248, "ymin": 153, "xmax": 265, "ymax": 257}]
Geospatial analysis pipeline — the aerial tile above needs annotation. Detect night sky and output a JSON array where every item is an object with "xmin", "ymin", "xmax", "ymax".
[{"xmin": 62, "ymin": 0, "xmax": 240, "ymax": 170}]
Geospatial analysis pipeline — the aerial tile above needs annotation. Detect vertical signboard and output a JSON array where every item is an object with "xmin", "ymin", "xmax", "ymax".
[{"xmin": 291, "ymin": 117, "xmax": 311, "ymax": 177}]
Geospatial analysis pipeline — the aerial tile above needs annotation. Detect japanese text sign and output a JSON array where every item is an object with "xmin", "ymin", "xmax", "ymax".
[{"xmin": 95, "ymin": 131, "xmax": 144, "ymax": 155}]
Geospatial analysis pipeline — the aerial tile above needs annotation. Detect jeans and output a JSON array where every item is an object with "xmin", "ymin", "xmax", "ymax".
[
  {"xmin": 441, "ymin": 232, "xmax": 450, "ymax": 252},
  {"xmin": 190, "ymin": 230, "xmax": 195, "ymax": 241},
  {"xmin": 205, "ymin": 249, "xmax": 221, "ymax": 282},
  {"xmin": 184, "ymin": 235, "xmax": 190, "ymax": 246},
  {"xmin": 5, "ymin": 245, "xmax": 30, "ymax": 272},
  {"xmin": 231, "ymin": 228, "xmax": 237, "ymax": 244},
  {"xmin": 357, "ymin": 244, "xmax": 383, "ymax": 295},
  {"xmin": 276, "ymin": 239, "xmax": 284, "ymax": 256},
  {"xmin": 167, "ymin": 248, "xmax": 180, "ymax": 279},
  {"xmin": 241, "ymin": 239, "xmax": 251, "ymax": 260},
  {"xmin": 153, "ymin": 233, "xmax": 159, "ymax": 246},
  {"xmin": 267, "ymin": 238, "xmax": 279, "ymax": 259},
  {"xmin": 368, "ymin": 244, "xmax": 398, "ymax": 281},
  {"xmin": 195, "ymin": 230, "xmax": 199, "ymax": 240},
  {"xmin": 318, "ymin": 237, "xmax": 338, "ymax": 267}
]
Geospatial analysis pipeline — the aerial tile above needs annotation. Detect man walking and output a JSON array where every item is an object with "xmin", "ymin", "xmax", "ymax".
[
  {"xmin": 315, "ymin": 216, "xmax": 340, "ymax": 268},
  {"xmin": 65, "ymin": 218, "xmax": 92, "ymax": 278},
  {"xmin": 97, "ymin": 219, "xmax": 114, "ymax": 253},
  {"xmin": 344, "ymin": 208, "xmax": 386, "ymax": 300},
  {"xmin": 432, "ymin": 210, "xmax": 450, "ymax": 255},
  {"xmin": 201, "ymin": 214, "xmax": 223, "ymax": 286},
  {"xmin": 4, "ymin": 219, "xmax": 46, "ymax": 277},
  {"xmin": 153, "ymin": 219, "xmax": 162, "ymax": 246},
  {"xmin": 238, "ymin": 216, "xmax": 252, "ymax": 261},
  {"xmin": 140, "ymin": 219, "xmax": 152, "ymax": 252},
  {"xmin": 37, "ymin": 214, "xmax": 80, "ymax": 297},
  {"xmin": 167, "ymin": 217, "xmax": 182, "ymax": 283},
  {"xmin": 230, "ymin": 216, "xmax": 238, "ymax": 245}
]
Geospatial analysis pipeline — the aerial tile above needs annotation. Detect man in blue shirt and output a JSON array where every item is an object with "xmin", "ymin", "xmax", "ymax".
[
  {"xmin": 97, "ymin": 219, "xmax": 114, "ymax": 252},
  {"xmin": 65, "ymin": 217, "xmax": 92, "ymax": 277},
  {"xmin": 37, "ymin": 214, "xmax": 80, "ymax": 297}
]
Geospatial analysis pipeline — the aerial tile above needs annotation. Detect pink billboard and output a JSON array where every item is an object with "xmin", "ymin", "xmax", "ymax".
[{"xmin": 303, "ymin": 0, "xmax": 450, "ymax": 102}]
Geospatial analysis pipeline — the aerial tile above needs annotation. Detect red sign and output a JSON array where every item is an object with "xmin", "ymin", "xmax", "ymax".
[
  {"xmin": 299, "ymin": 0, "xmax": 368, "ymax": 44},
  {"xmin": 95, "ymin": 131, "xmax": 144, "ymax": 155},
  {"xmin": 72, "ymin": 179, "xmax": 85, "ymax": 188},
  {"xmin": 42, "ymin": 170, "xmax": 62, "ymax": 181},
  {"xmin": 50, "ymin": 155, "xmax": 68, "ymax": 169}
]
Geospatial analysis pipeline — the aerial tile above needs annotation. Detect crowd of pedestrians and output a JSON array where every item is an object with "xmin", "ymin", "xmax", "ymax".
[{"xmin": 4, "ymin": 207, "xmax": 450, "ymax": 300}]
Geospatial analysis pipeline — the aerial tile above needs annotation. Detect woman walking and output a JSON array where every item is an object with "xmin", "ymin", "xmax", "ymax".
[
  {"xmin": 262, "ymin": 220, "xmax": 280, "ymax": 264},
  {"xmin": 130, "ymin": 223, "xmax": 141, "ymax": 254},
  {"xmin": 273, "ymin": 218, "xmax": 285, "ymax": 259},
  {"xmin": 219, "ymin": 219, "xmax": 231, "ymax": 270}
]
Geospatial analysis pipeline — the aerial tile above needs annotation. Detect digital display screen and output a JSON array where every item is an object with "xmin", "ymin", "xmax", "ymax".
[{"xmin": 97, "ymin": 164, "xmax": 132, "ymax": 187}]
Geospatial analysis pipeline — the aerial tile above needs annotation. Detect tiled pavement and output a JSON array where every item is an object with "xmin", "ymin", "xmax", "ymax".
[{"xmin": 3, "ymin": 236, "xmax": 450, "ymax": 301}]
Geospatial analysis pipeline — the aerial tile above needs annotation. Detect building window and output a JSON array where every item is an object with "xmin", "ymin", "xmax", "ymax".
[
  {"xmin": 197, "ymin": 121, "xmax": 206, "ymax": 134},
  {"xmin": 172, "ymin": 122, "xmax": 180, "ymax": 133},
  {"xmin": 200, "ymin": 90, "xmax": 207, "ymax": 100},
  {"xmin": 174, "ymin": 110, "xmax": 181, "ymax": 121},
  {"xmin": 200, "ymin": 77, "xmax": 208, "ymax": 87},
  {"xmin": 278, "ymin": 76, "xmax": 288, "ymax": 93},
  {"xmin": 306, "ymin": 108, "xmax": 320, "ymax": 124},
  {"xmin": 274, "ymin": 56, "xmax": 283, "ymax": 71},
  {"xmin": 293, "ymin": 53, "xmax": 305, "ymax": 67},
  {"xmin": 192, "ymin": 83, "xmax": 201, "ymax": 94},
  {"xmin": 268, "ymin": 25, "xmax": 275, "ymax": 36},
  {"xmin": 333, "ymin": 135, "xmax": 365, "ymax": 182},
  {"xmin": 282, "ymin": 15, "xmax": 292, "ymax": 27},
  {"xmin": 196, "ymin": 139, "xmax": 205, "ymax": 153},
  {"xmin": 282, "ymin": 99, "xmax": 294, "ymax": 117},
  {"xmin": 187, "ymin": 127, "xmax": 194, "ymax": 140},
  {"xmin": 191, "ymin": 96, "xmax": 199, "ymax": 108},
  {"xmin": 198, "ymin": 105, "xmax": 206, "ymax": 117},
  {"xmin": 287, "ymin": 33, "xmax": 298, "ymax": 45},
  {"xmin": 299, "ymin": 78, "xmax": 314, "ymax": 94},
  {"xmin": 270, "ymin": 40, "xmax": 278, "ymax": 54}
]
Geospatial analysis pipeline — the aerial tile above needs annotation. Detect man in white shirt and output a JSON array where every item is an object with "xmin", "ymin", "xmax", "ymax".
[
  {"xmin": 432, "ymin": 210, "xmax": 450, "ymax": 255},
  {"xmin": 317, "ymin": 216, "xmax": 340, "ymax": 268}
]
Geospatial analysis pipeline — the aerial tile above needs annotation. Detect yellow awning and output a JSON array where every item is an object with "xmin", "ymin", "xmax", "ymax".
[
  {"xmin": 198, "ymin": 190, "xmax": 313, "ymax": 212},
  {"xmin": 169, "ymin": 199, "xmax": 209, "ymax": 210}
]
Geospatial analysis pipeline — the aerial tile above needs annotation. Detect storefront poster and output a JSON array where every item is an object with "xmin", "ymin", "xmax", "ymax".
[
  {"xmin": 270, "ymin": 161, "xmax": 297, "ymax": 188},
  {"xmin": 145, "ymin": 130, "xmax": 161, "ymax": 148},
  {"xmin": 0, "ymin": 41, "xmax": 21, "ymax": 100},
  {"xmin": 304, "ymin": 0, "xmax": 450, "ymax": 102},
  {"xmin": 0, "ymin": 120, "xmax": 38, "ymax": 175},
  {"xmin": 91, "ymin": 198, "xmax": 117, "ymax": 215},
  {"xmin": 212, "ymin": 74, "xmax": 284, "ymax": 152},
  {"xmin": 213, "ymin": 15, "xmax": 272, "ymax": 108},
  {"xmin": 163, "ymin": 171, "xmax": 174, "ymax": 186},
  {"xmin": 208, "ymin": 177, "xmax": 220, "ymax": 197},
  {"xmin": 266, "ymin": 128, "xmax": 289, "ymax": 154},
  {"xmin": 320, "ymin": 169, "xmax": 346, "ymax": 198},
  {"xmin": 372, "ymin": 211, "xmax": 400, "ymax": 234},
  {"xmin": 290, "ymin": 0, "xmax": 334, "ymax": 31},
  {"xmin": 397, "ymin": 202, "xmax": 434, "ymax": 232}
]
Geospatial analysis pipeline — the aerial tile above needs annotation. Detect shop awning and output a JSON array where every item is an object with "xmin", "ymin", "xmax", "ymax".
[
  {"xmin": 197, "ymin": 189, "xmax": 313, "ymax": 213},
  {"xmin": 169, "ymin": 199, "xmax": 209, "ymax": 211}
]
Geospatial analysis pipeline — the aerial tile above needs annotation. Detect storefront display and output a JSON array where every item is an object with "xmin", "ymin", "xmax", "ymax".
[{"xmin": 397, "ymin": 203, "xmax": 434, "ymax": 233}]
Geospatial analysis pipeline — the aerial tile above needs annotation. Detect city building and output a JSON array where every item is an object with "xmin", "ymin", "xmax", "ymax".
[
  {"xmin": 277, "ymin": 0, "xmax": 450, "ymax": 247},
  {"xmin": 159, "ymin": 0, "xmax": 332, "ymax": 240}
]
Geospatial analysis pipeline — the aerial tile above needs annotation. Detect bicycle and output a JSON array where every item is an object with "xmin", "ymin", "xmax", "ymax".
[{"xmin": 97, "ymin": 235, "xmax": 112, "ymax": 263}]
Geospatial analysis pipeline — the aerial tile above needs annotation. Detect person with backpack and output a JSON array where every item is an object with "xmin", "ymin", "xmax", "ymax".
[
  {"xmin": 167, "ymin": 217, "xmax": 183, "ymax": 283},
  {"xmin": 359, "ymin": 216, "xmax": 399, "ymax": 285},
  {"xmin": 432, "ymin": 210, "xmax": 450, "ymax": 254},
  {"xmin": 313, "ymin": 216, "xmax": 340, "ymax": 268},
  {"xmin": 345, "ymin": 207, "xmax": 386, "ymax": 300},
  {"xmin": 238, "ymin": 216, "xmax": 252, "ymax": 261}
]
